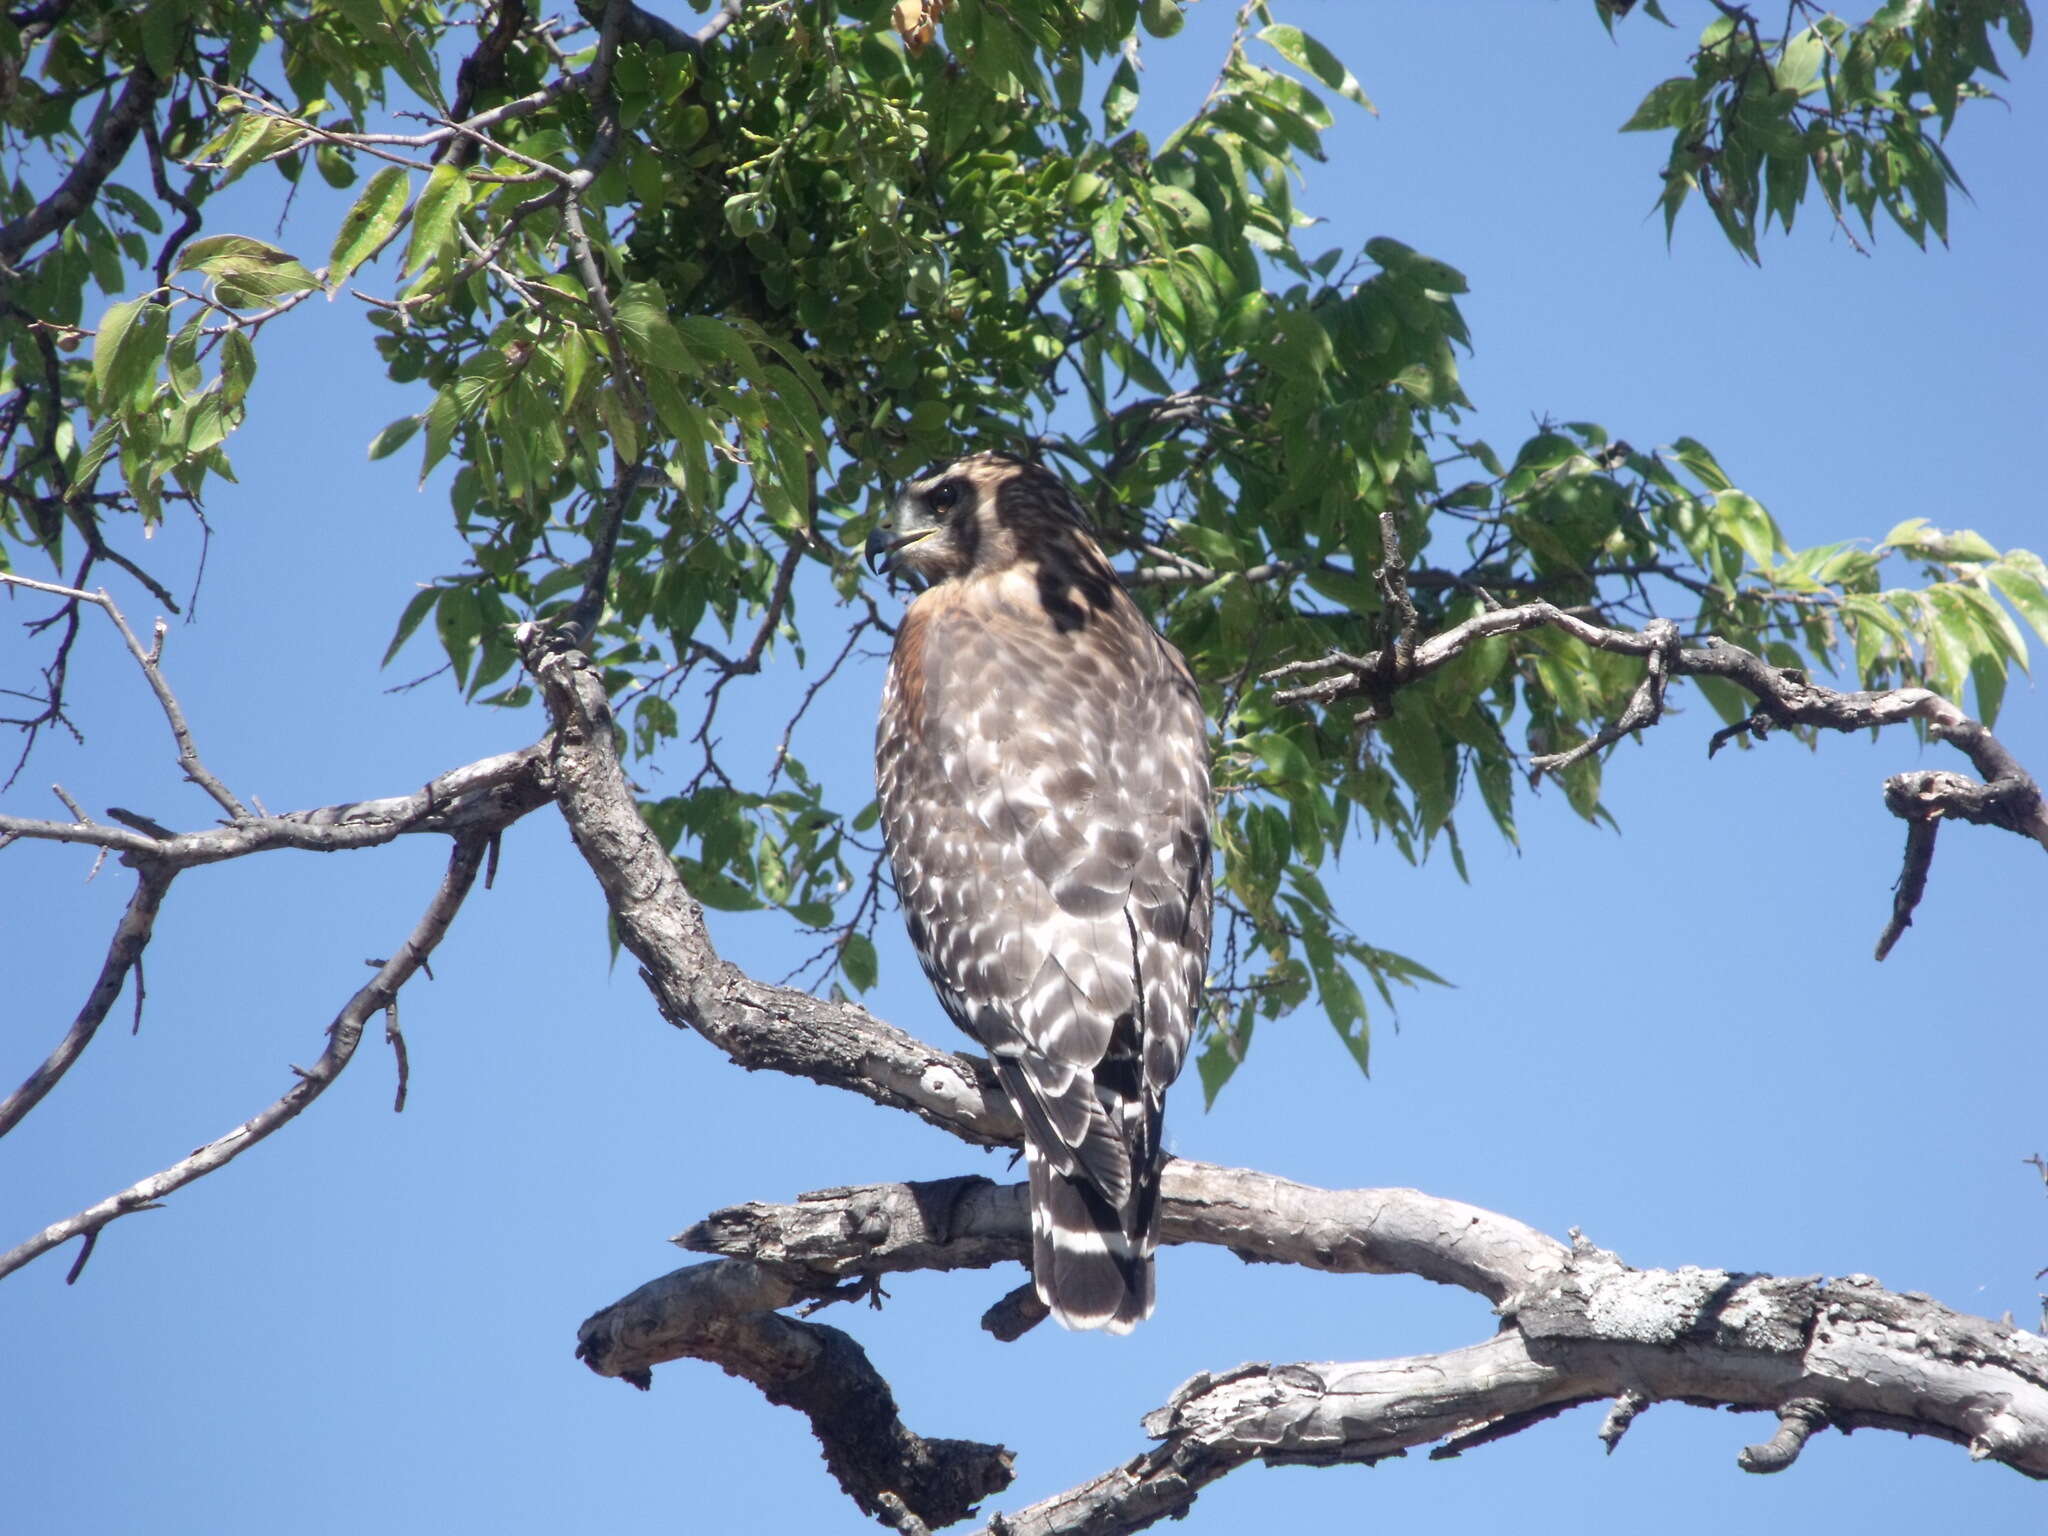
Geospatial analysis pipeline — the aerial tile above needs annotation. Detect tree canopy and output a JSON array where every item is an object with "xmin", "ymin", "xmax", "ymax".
[{"xmin": 3, "ymin": 3, "xmax": 2045, "ymax": 1532}]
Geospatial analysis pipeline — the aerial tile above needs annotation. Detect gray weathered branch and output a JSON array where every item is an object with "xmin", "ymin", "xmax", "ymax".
[
  {"xmin": 0, "ymin": 829, "xmax": 504, "ymax": 1281},
  {"xmin": 575, "ymin": 1257, "xmax": 1015, "ymax": 1527},
  {"xmin": 0, "ymin": 743, "xmax": 553, "ymax": 862},
  {"xmin": 1266, "ymin": 600, "xmax": 2048, "ymax": 957},
  {"xmin": 518, "ymin": 622, "xmax": 1024, "ymax": 1147},
  {"xmin": 583, "ymin": 1168, "xmax": 2048, "ymax": 1531},
  {"xmin": 525, "ymin": 619, "xmax": 2048, "ymax": 1524},
  {"xmin": 1, "ymin": 573, "xmax": 557, "ymax": 1156},
  {"xmin": 0, "ymin": 863, "xmax": 172, "ymax": 1138},
  {"xmin": 679, "ymin": 1163, "xmax": 1562, "ymax": 1310},
  {"xmin": 976, "ymin": 1246, "xmax": 2048, "ymax": 1532}
]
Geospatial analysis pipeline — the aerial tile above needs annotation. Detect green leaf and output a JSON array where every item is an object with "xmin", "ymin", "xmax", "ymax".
[
  {"xmin": 1879, "ymin": 516, "xmax": 1932, "ymax": 551},
  {"xmin": 1139, "ymin": 0, "xmax": 1184, "ymax": 38},
  {"xmin": 68, "ymin": 419, "xmax": 121, "ymax": 496},
  {"xmin": 1321, "ymin": 969, "xmax": 1372, "ymax": 1077},
  {"xmin": 1715, "ymin": 490, "xmax": 1782, "ymax": 567},
  {"xmin": 433, "ymin": 585, "xmax": 482, "ymax": 687},
  {"xmin": 1883, "ymin": 520, "xmax": 1998, "ymax": 562},
  {"xmin": 1777, "ymin": 28, "xmax": 1825, "ymax": 93},
  {"xmin": 1989, "ymin": 562, "xmax": 2048, "ymax": 645},
  {"xmin": 1257, "ymin": 24, "xmax": 1374, "ymax": 110},
  {"xmin": 1364, "ymin": 235, "xmax": 1467, "ymax": 293},
  {"xmin": 1669, "ymin": 436, "xmax": 1732, "ymax": 492},
  {"xmin": 92, "ymin": 297, "xmax": 157, "ymax": 409},
  {"xmin": 676, "ymin": 316, "xmax": 762, "ymax": 377},
  {"xmin": 839, "ymin": 931, "xmax": 878, "ymax": 991},
  {"xmin": 405, "ymin": 162, "xmax": 470, "ymax": 276},
  {"xmin": 678, "ymin": 860, "xmax": 766, "ymax": 912},
  {"xmin": 328, "ymin": 167, "xmax": 410, "ymax": 286},
  {"xmin": 175, "ymin": 234, "xmax": 285, "ymax": 275},
  {"xmin": 1102, "ymin": 57, "xmax": 1140, "ymax": 133},
  {"xmin": 382, "ymin": 585, "xmax": 441, "ymax": 665},
  {"xmin": 1196, "ymin": 1013, "xmax": 1250, "ymax": 1106},
  {"xmin": 1621, "ymin": 76, "xmax": 1705, "ymax": 131},
  {"xmin": 615, "ymin": 285, "xmax": 699, "ymax": 374},
  {"xmin": 367, "ymin": 415, "xmax": 422, "ymax": 461},
  {"xmin": 176, "ymin": 235, "xmax": 319, "ymax": 307}
]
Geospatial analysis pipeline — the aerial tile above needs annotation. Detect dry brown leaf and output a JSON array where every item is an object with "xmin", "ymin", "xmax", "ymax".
[{"xmin": 891, "ymin": 0, "xmax": 948, "ymax": 56}]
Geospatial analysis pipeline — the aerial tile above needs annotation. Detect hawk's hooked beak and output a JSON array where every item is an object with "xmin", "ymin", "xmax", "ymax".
[{"xmin": 864, "ymin": 497, "xmax": 938, "ymax": 576}]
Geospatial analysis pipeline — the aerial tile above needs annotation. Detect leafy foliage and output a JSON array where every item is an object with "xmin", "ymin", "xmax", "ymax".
[
  {"xmin": 1, "ymin": 0, "xmax": 2038, "ymax": 1095},
  {"xmin": 1608, "ymin": 0, "xmax": 2032, "ymax": 257}
]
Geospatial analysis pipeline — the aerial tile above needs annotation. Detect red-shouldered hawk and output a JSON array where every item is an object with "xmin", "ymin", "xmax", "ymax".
[{"xmin": 868, "ymin": 451, "xmax": 1212, "ymax": 1332}]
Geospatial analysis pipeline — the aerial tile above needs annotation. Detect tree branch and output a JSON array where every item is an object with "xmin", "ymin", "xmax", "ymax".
[
  {"xmin": 575, "ymin": 1257, "xmax": 1015, "ymax": 1527},
  {"xmin": 0, "ymin": 862, "xmax": 173, "ymax": 1137},
  {"xmin": 0, "ymin": 743, "xmax": 553, "ymax": 862},
  {"xmin": 2, "ymin": 574, "xmax": 246, "ymax": 817},
  {"xmin": 583, "ymin": 1168, "xmax": 2048, "ymax": 1530},
  {"xmin": 0, "ymin": 65, "xmax": 166, "ymax": 266},
  {"xmin": 517, "ymin": 623, "xmax": 1024, "ymax": 1148},
  {"xmin": 1, "ymin": 586, "xmax": 555, "ymax": 1152},
  {"xmin": 677, "ymin": 1164, "xmax": 1561, "ymax": 1310},
  {"xmin": 0, "ymin": 830, "xmax": 501, "ymax": 1282},
  {"xmin": 1265, "ymin": 599, "xmax": 2048, "ymax": 954}
]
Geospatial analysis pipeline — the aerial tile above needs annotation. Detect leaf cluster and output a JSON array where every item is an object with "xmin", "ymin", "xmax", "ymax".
[
  {"xmin": 2, "ymin": 0, "xmax": 2041, "ymax": 1093},
  {"xmin": 1611, "ymin": 0, "xmax": 2031, "ymax": 257}
]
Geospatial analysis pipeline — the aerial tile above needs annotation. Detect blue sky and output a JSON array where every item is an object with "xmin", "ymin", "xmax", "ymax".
[{"xmin": 5, "ymin": 3, "xmax": 2044, "ymax": 1531}]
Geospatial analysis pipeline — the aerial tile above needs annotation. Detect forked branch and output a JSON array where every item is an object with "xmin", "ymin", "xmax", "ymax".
[
  {"xmin": 0, "ymin": 832, "xmax": 497, "ymax": 1281},
  {"xmin": 1266, "ymin": 600, "xmax": 2048, "ymax": 956},
  {"xmin": 578, "ymin": 1165, "xmax": 2048, "ymax": 1530},
  {"xmin": 525, "ymin": 620, "xmax": 2048, "ymax": 1529}
]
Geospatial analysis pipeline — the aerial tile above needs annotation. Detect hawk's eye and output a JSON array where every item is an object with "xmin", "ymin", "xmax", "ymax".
[{"xmin": 928, "ymin": 481, "xmax": 961, "ymax": 514}]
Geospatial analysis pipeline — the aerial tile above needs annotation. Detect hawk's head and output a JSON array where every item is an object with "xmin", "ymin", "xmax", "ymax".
[{"xmin": 866, "ymin": 451, "xmax": 1097, "ymax": 588}]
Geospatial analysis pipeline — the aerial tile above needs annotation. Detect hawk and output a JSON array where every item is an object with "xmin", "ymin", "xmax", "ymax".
[{"xmin": 867, "ymin": 451, "xmax": 1212, "ymax": 1332}]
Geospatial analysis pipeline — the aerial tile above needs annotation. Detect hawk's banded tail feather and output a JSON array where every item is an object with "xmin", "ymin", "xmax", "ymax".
[{"xmin": 1027, "ymin": 1148, "xmax": 1157, "ymax": 1334}]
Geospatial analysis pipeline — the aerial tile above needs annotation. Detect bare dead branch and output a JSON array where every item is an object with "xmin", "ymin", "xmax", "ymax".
[
  {"xmin": 1597, "ymin": 1389, "xmax": 1649, "ymax": 1453},
  {"xmin": 976, "ymin": 1255, "xmax": 2048, "ymax": 1532},
  {"xmin": 981, "ymin": 1282, "xmax": 1049, "ymax": 1341},
  {"xmin": 587, "ymin": 1170, "xmax": 2048, "ymax": 1531},
  {"xmin": 1527, "ymin": 616, "xmax": 1678, "ymax": 773},
  {"xmin": 1, "ymin": 743, "xmax": 553, "ymax": 862},
  {"xmin": 0, "ymin": 862, "xmax": 173, "ymax": 1138},
  {"xmin": 1875, "ymin": 814, "xmax": 1939, "ymax": 961},
  {"xmin": 384, "ymin": 995, "xmax": 410, "ymax": 1113},
  {"xmin": 1, "ymin": 574, "xmax": 245, "ymax": 817},
  {"xmin": 574, "ymin": 1257, "xmax": 1014, "ymax": 1527},
  {"xmin": 678, "ymin": 1166, "xmax": 1562, "ymax": 1310},
  {"xmin": 1737, "ymin": 1396, "xmax": 1828, "ymax": 1473},
  {"xmin": 0, "ymin": 831, "xmax": 498, "ymax": 1282}
]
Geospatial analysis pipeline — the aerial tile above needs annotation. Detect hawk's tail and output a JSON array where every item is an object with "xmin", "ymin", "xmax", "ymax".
[{"xmin": 1027, "ymin": 1151, "xmax": 1157, "ymax": 1333}]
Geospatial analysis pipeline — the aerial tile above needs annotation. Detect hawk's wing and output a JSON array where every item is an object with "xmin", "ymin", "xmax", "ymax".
[{"xmin": 877, "ymin": 579, "xmax": 1210, "ymax": 1329}]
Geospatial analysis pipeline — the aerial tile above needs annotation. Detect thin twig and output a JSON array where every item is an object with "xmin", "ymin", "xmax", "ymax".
[
  {"xmin": 0, "ymin": 865, "xmax": 174, "ymax": 1138},
  {"xmin": 0, "ymin": 574, "xmax": 247, "ymax": 818},
  {"xmin": 0, "ymin": 834, "xmax": 493, "ymax": 1282},
  {"xmin": 1267, "ymin": 599, "xmax": 2048, "ymax": 956}
]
